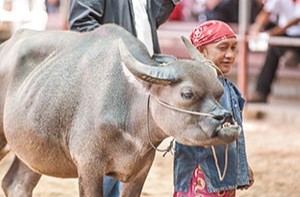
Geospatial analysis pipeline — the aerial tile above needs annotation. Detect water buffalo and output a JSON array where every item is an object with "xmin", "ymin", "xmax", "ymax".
[{"xmin": 0, "ymin": 24, "xmax": 240, "ymax": 196}]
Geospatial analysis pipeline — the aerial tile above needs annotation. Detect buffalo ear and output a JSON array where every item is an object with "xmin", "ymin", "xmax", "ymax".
[
  {"xmin": 181, "ymin": 36, "xmax": 205, "ymax": 61},
  {"xmin": 181, "ymin": 36, "xmax": 220, "ymax": 77},
  {"xmin": 119, "ymin": 39, "xmax": 180, "ymax": 85}
]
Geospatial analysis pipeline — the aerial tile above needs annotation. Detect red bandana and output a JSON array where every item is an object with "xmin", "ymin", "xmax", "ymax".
[{"xmin": 190, "ymin": 20, "xmax": 236, "ymax": 48}]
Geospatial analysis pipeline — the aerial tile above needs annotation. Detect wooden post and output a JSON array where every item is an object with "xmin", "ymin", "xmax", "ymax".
[{"xmin": 237, "ymin": 0, "xmax": 250, "ymax": 99}]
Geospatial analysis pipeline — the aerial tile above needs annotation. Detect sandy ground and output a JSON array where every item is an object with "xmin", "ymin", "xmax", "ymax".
[{"xmin": 0, "ymin": 117, "xmax": 299, "ymax": 197}]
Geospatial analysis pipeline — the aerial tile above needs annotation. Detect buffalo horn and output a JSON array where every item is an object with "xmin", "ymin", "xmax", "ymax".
[
  {"xmin": 181, "ymin": 36, "xmax": 205, "ymax": 61},
  {"xmin": 119, "ymin": 39, "xmax": 179, "ymax": 85}
]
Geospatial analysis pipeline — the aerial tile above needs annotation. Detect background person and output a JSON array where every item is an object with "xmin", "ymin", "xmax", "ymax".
[
  {"xmin": 248, "ymin": 0, "xmax": 300, "ymax": 103},
  {"xmin": 190, "ymin": 0, "xmax": 263, "ymax": 23},
  {"xmin": 173, "ymin": 20, "xmax": 254, "ymax": 197},
  {"xmin": 69, "ymin": 0, "xmax": 180, "ymax": 56}
]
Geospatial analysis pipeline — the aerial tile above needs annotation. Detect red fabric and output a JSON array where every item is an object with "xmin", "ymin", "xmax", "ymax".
[
  {"xmin": 169, "ymin": 3, "xmax": 184, "ymax": 21},
  {"xmin": 174, "ymin": 165, "xmax": 236, "ymax": 197},
  {"xmin": 190, "ymin": 20, "xmax": 236, "ymax": 48}
]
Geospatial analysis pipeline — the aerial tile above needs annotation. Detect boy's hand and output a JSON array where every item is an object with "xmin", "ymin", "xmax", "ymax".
[
  {"xmin": 237, "ymin": 166, "xmax": 254, "ymax": 190},
  {"xmin": 248, "ymin": 166, "xmax": 255, "ymax": 188}
]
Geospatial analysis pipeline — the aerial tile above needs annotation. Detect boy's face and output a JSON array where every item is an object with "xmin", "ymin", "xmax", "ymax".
[{"xmin": 198, "ymin": 38, "xmax": 237, "ymax": 75}]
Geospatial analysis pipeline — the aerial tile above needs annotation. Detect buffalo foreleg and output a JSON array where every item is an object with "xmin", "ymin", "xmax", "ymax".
[
  {"xmin": 2, "ymin": 156, "xmax": 41, "ymax": 197},
  {"xmin": 77, "ymin": 162, "xmax": 104, "ymax": 197},
  {"xmin": 120, "ymin": 158, "xmax": 154, "ymax": 197}
]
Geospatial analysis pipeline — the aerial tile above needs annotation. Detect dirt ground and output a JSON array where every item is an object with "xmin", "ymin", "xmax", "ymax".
[{"xmin": 0, "ymin": 117, "xmax": 299, "ymax": 197}]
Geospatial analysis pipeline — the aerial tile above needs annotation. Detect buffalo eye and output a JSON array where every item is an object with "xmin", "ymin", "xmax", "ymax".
[{"xmin": 181, "ymin": 90, "xmax": 194, "ymax": 100}]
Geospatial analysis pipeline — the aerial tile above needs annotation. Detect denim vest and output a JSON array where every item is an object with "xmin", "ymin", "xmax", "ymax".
[{"xmin": 173, "ymin": 78, "xmax": 250, "ymax": 193}]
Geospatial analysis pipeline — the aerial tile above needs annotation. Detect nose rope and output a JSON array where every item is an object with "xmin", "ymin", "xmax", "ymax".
[
  {"xmin": 151, "ymin": 95, "xmax": 229, "ymax": 181},
  {"xmin": 155, "ymin": 97, "xmax": 215, "ymax": 117}
]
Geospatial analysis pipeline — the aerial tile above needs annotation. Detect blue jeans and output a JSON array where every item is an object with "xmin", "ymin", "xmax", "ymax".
[{"xmin": 104, "ymin": 176, "xmax": 121, "ymax": 197}]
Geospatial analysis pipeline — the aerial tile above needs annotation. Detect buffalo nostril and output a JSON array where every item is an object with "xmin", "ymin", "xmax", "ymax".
[
  {"xmin": 213, "ymin": 115, "xmax": 224, "ymax": 121},
  {"xmin": 224, "ymin": 113, "xmax": 233, "ymax": 123},
  {"xmin": 213, "ymin": 113, "xmax": 233, "ymax": 123},
  {"xmin": 223, "ymin": 113, "xmax": 233, "ymax": 124}
]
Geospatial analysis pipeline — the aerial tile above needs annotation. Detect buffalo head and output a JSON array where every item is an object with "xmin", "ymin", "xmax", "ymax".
[{"xmin": 119, "ymin": 37, "xmax": 240, "ymax": 147}]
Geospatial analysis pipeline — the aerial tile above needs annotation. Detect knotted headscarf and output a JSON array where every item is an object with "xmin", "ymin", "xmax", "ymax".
[{"xmin": 190, "ymin": 20, "xmax": 236, "ymax": 48}]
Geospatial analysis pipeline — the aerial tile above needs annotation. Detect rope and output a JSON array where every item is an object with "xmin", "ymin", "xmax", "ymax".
[
  {"xmin": 155, "ymin": 97, "xmax": 215, "ymax": 117},
  {"xmin": 146, "ymin": 95, "xmax": 175, "ymax": 156},
  {"xmin": 211, "ymin": 145, "xmax": 229, "ymax": 181},
  {"xmin": 203, "ymin": 56, "xmax": 228, "ymax": 181},
  {"xmin": 202, "ymin": 59, "xmax": 225, "ymax": 85}
]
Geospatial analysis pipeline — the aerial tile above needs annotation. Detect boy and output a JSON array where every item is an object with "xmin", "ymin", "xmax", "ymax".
[{"xmin": 174, "ymin": 20, "xmax": 254, "ymax": 197}]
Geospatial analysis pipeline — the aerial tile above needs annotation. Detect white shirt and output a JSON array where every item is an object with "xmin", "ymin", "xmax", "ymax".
[
  {"xmin": 264, "ymin": 0, "xmax": 300, "ymax": 36},
  {"xmin": 132, "ymin": 0, "xmax": 154, "ymax": 56}
]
